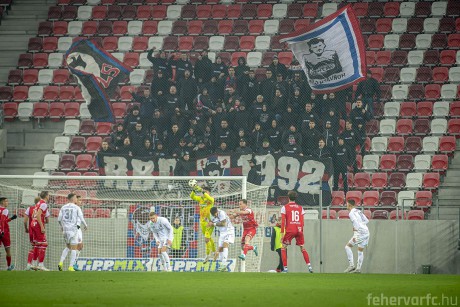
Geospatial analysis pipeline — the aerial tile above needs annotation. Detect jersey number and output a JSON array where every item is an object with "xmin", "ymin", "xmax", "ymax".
[
  {"xmin": 64, "ymin": 209, "xmax": 73, "ymax": 221},
  {"xmin": 291, "ymin": 211, "xmax": 300, "ymax": 222}
]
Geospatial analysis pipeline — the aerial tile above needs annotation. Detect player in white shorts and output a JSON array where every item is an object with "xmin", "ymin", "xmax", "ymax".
[
  {"xmin": 149, "ymin": 210, "xmax": 173, "ymax": 272},
  {"xmin": 344, "ymin": 199, "xmax": 370, "ymax": 274},
  {"xmin": 208, "ymin": 207, "xmax": 235, "ymax": 272},
  {"xmin": 75, "ymin": 195, "xmax": 84, "ymax": 269},
  {"xmin": 58, "ymin": 193, "xmax": 87, "ymax": 272}
]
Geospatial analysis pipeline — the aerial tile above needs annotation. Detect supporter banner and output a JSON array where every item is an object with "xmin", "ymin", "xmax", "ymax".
[
  {"xmin": 99, "ymin": 153, "xmax": 332, "ymax": 206},
  {"xmin": 65, "ymin": 39, "xmax": 132, "ymax": 122},
  {"xmin": 75, "ymin": 258, "xmax": 236, "ymax": 272},
  {"xmin": 279, "ymin": 5, "xmax": 366, "ymax": 94}
]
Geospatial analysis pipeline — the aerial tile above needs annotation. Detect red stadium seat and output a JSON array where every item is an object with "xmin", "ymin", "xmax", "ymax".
[
  {"xmin": 92, "ymin": 6, "xmax": 107, "ymax": 20},
  {"xmin": 433, "ymin": 67, "xmax": 449, "ymax": 83},
  {"xmin": 193, "ymin": 36, "xmax": 209, "ymax": 51},
  {"xmin": 423, "ymin": 50, "xmax": 439, "ymax": 66},
  {"xmin": 107, "ymin": 5, "xmax": 122, "ymax": 20},
  {"xmin": 96, "ymin": 122, "xmax": 112, "ymax": 135},
  {"xmin": 53, "ymin": 69, "xmax": 70, "ymax": 85},
  {"xmin": 211, "ymin": 4, "xmax": 226, "ymax": 19},
  {"xmin": 294, "ymin": 19, "xmax": 310, "ymax": 32},
  {"xmin": 287, "ymin": 3, "xmax": 302, "ymax": 19},
  {"xmin": 360, "ymin": 18, "xmax": 376, "ymax": 34},
  {"xmin": 389, "ymin": 210, "xmax": 406, "ymax": 220},
  {"xmin": 414, "ymin": 119, "xmax": 430, "ymax": 135},
  {"xmin": 142, "ymin": 21, "xmax": 157, "ymax": 36},
  {"xmin": 396, "ymin": 155, "xmax": 414, "ymax": 171},
  {"xmin": 415, "ymin": 191, "xmax": 432, "ymax": 208},
  {"xmin": 387, "ymin": 136, "xmax": 405, "ymax": 153},
  {"xmin": 416, "ymin": 67, "xmax": 432, "ymax": 83},
  {"xmin": 179, "ymin": 36, "xmax": 194, "ymax": 51},
  {"xmin": 59, "ymin": 154, "xmax": 76, "ymax": 171},
  {"xmin": 163, "ymin": 36, "xmax": 178, "ymax": 51},
  {"xmin": 43, "ymin": 86, "xmax": 59, "ymax": 101},
  {"xmin": 363, "ymin": 191, "xmax": 379, "ymax": 207},
  {"xmin": 218, "ymin": 20, "xmax": 233, "ymax": 35},
  {"xmin": 122, "ymin": 5, "xmax": 136, "ymax": 20},
  {"xmin": 48, "ymin": 6, "xmax": 62, "ymax": 20},
  {"xmin": 95, "ymin": 208, "xmax": 111, "ymax": 218},
  {"xmin": 425, "ymin": 84, "xmax": 441, "ymax": 100},
  {"xmin": 23, "ymin": 69, "xmax": 39, "ymax": 85},
  {"xmin": 416, "ymin": 101, "xmax": 433, "ymax": 118},
  {"xmin": 137, "ymin": 5, "xmax": 151, "ymax": 19},
  {"xmin": 407, "ymin": 210, "xmax": 425, "ymax": 220},
  {"xmin": 59, "ymin": 86, "xmax": 74, "ymax": 101},
  {"xmin": 103, "ymin": 36, "xmax": 118, "ymax": 52},
  {"xmin": 365, "ymin": 51, "xmax": 376, "ymax": 66},
  {"xmin": 3, "ymin": 103, "xmax": 18, "ymax": 120},
  {"xmin": 123, "ymin": 53, "xmax": 139, "ymax": 68},
  {"xmin": 49, "ymin": 102, "xmax": 64, "ymax": 121},
  {"xmin": 447, "ymin": 119, "xmax": 460, "ymax": 135},
  {"xmin": 38, "ymin": 21, "xmax": 53, "ymax": 36},
  {"xmin": 368, "ymin": 3, "xmax": 384, "ymax": 17},
  {"xmin": 112, "ymin": 102, "xmax": 127, "ymax": 118},
  {"xmin": 331, "ymin": 191, "xmax": 345, "ymax": 207},
  {"xmin": 257, "ymin": 4, "xmax": 272, "ymax": 19},
  {"xmin": 18, "ymin": 53, "xmax": 33, "ymax": 68},
  {"xmin": 321, "ymin": 210, "xmax": 336, "ymax": 220},
  {"xmin": 371, "ymin": 172, "xmax": 387, "ymax": 189},
  {"xmin": 62, "ymin": 6, "xmax": 77, "ymax": 20},
  {"xmin": 353, "ymin": 3, "xmax": 368, "ymax": 17},
  {"xmin": 132, "ymin": 37, "xmax": 148, "ymax": 52},
  {"xmin": 202, "ymin": 20, "xmax": 218, "ymax": 35},
  {"xmin": 270, "ymin": 35, "xmax": 286, "ymax": 51},
  {"xmin": 223, "ymin": 36, "xmax": 239, "ymax": 51},
  {"xmin": 113, "ymin": 21, "xmax": 128, "ymax": 36},
  {"xmin": 439, "ymin": 17, "xmax": 456, "ymax": 33},
  {"xmin": 182, "ymin": 4, "xmax": 197, "ymax": 19},
  {"xmin": 69, "ymin": 136, "xmax": 85, "ymax": 153},
  {"xmin": 372, "ymin": 210, "xmax": 388, "ymax": 220},
  {"xmin": 388, "ymin": 172, "xmax": 406, "ymax": 189},
  {"xmin": 233, "ymin": 20, "xmax": 248, "ymax": 35},
  {"xmin": 400, "ymin": 102, "xmax": 416, "ymax": 118},
  {"xmin": 86, "ymin": 136, "xmax": 102, "ymax": 153},
  {"xmin": 368, "ymin": 35, "xmax": 384, "ymax": 50},
  {"xmin": 384, "ymin": 2, "xmax": 399, "ymax": 17},
  {"xmin": 97, "ymin": 21, "xmax": 113, "ymax": 36},
  {"xmin": 32, "ymin": 102, "xmax": 49, "ymax": 118},
  {"xmin": 450, "ymin": 101, "xmax": 460, "ymax": 117},
  {"xmin": 432, "ymin": 34, "xmax": 447, "ymax": 49},
  {"xmin": 227, "ymin": 4, "xmax": 241, "ymax": 19},
  {"xmin": 278, "ymin": 19, "xmax": 293, "ymax": 35},
  {"xmin": 405, "ymin": 136, "xmax": 422, "ymax": 153},
  {"xmin": 240, "ymin": 36, "xmax": 255, "ymax": 51},
  {"xmin": 353, "ymin": 173, "xmax": 370, "ymax": 190},
  {"xmin": 8, "ymin": 69, "xmax": 22, "ymax": 85},
  {"xmin": 80, "ymin": 119, "xmax": 95, "ymax": 135},
  {"xmin": 390, "ymin": 50, "xmax": 408, "ymax": 66},
  {"xmin": 76, "ymin": 154, "xmax": 93, "ymax": 171},
  {"xmin": 172, "ymin": 20, "xmax": 187, "ymax": 35},
  {"xmin": 380, "ymin": 191, "xmax": 397, "ymax": 207},
  {"xmin": 303, "ymin": 3, "xmax": 318, "ymax": 18},
  {"xmin": 0, "ymin": 86, "xmax": 13, "ymax": 101},
  {"xmin": 338, "ymin": 210, "xmax": 350, "ymax": 220},
  {"xmin": 439, "ymin": 136, "xmax": 456, "ymax": 153},
  {"xmin": 380, "ymin": 154, "xmax": 396, "ymax": 171},
  {"xmin": 383, "ymin": 67, "xmax": 400, "ymax": 83},
  {"xmin": 396, "ymin": 119, "xmax": 413, "ymax": 136},
  {"xmin": 369, "ymin": 67, "xmax": 383, "ymax": 82},
  {"xmin": 151, "ymin": 5, "xmax": 167, "ymax": 20},
  {"xmin": 423, "ymin": 173, "xmax": 440, "ymax": 189},
  {"xmin": 82, "ymin": 21, "xmax": 98, "ymax": 36},
  {"xmin": 53, "ymin": 21, "xmax": 68, "ymax": 36},
  {"xmin": 346, "ymin": 191, "xmax": 362, "ymax": 206},
  {"xmin": 407, "ymin": 18, "xmax": 424, "ymax": 33},
  {"xmin": 83, "ymin": 208, "xmax": 95, "ymax": 218},
  {"xmin": 12, "ymin": 86, "xmax": 28, "ymax": 101},
  {"xmin": 196, "ymin": 5, "xmax": 211, "ymax": 19},
  {"xmin": 32, "ymin": 53, "xmax": 48, "ymax": 68},
  {"xmin": 189, "ymin": 20, "xmax": 203, "ymax": 36},
  {"xmin": 376, "ymin": 18, "xmax": 392, "ymax": 34},
  {"xmin": 440, "ymin": 50, "xmax": 457, "ymax": 66},
  {"xmin": 415, "ymin": 2, "xmax": 431, "ymax": 17},
  {"xmin": 64, "ymin": 102, "xmax": 80, "ymax": 118},
  {"xmin": 431, "ymin": 154, "xmax": 448, "ymax": 171}
]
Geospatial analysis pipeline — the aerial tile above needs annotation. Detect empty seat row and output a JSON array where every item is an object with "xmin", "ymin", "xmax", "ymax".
[
  {"xmin": 331, "ymin": 190, "xmax": 433, "ymax": 208},
  {"xmin": 365, "ymin": 33, "xmax": 460, "ymax": 50},
  {"xmin": 375, "ymin": 118, "xmax": 460, "ymax": 137},
  {"xmin": 352, "ymin": 1, "xmax": 456, "ymax": 18},
  {"xmin": 43, "ymin": 153, "xmax": 96, "ymax": 171},
  {"xmin": 361, "ymin": 17, "xmax": 460, "ymax": 35},
  {"xmin": 366, "ymin": 50, "xmax": 460, "ymax": 67},
  {"xmin": 370, "ymin": 67, "xmax": 460, "ymax": 84},
  {"xmin": 322, "ymin": 209, "xmax": 425, "ymax": 220},
  {"xmin": 346, "ymin": 171, "xmax": 444, "ymax": 190},
  {"xmin": 391, "ymin": 84, "xmax": 460, "ymax": 101},
  {"xmin": 383, "ymin": 101, "xmax": 459, "ymax": 118},
  {"xmin": 4, "ymin": 102, "xmax": 91, "ymax": 121},
  {"xmin": 54, "ymin": 135, "xmax": 103, "ymax": 153}
]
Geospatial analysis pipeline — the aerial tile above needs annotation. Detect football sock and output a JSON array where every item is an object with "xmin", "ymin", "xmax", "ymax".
[
  {"xmin": 210, "ymin": 238, "xmax": 216, "ymax": 252},
  {"xmin": 301, "ymin": 249, "xmax": 311, "ymax": 266},
  {"xmin": 60, "ymin": 247, "xmax": 69, "ymax": 263},
  {"xmin": 281, "ymin": 248, "xmax": 287, "ymax": 268},
  {"xmin": 205, "ymin": 240, "xmax": 212, "ymax": 256},
  {"xmin": 33, "ymin": 246, "xmax": 40, "ymax": 262},
  {"xmin": 345, "ymin": 245, "xmax": 354, "ymax": 265},
  {"xmin": 357, "ymin": 251, "xmax": 364, "ymax": 270},
  {"xmin": 69, "ymin": 250, "xmax": 77, "ymax": 267},
  {"xmin": 161, "ymin": 252, "xmax": 170, "ymax": 271},
  {"xmin": 222, "ymin": 247, "xmax": 228, "ymax": 266},
  {"xmin": 243, "ymin": 244, "xmax": 254, "ymax": 255},
  {"xmin": 38, "ymin": 247, "xmax": 46, "ymax": 263},
  {"xmin": 6, "ymin": 256, "xmax": 11, "ymax": 267},
  {"xmin": 76, "ymin": 250, "xmax": 80, "ymax": 260},
  {"xmin": 27, "ymin": 249, "xmax": 34, "ymax": 264},
  {"xmin": 159, "ymin": 253, "xmax": 165, "ymax": 267}
]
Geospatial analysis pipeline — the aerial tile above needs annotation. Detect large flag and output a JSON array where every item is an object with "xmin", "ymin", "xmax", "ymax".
[
  {"xmin": 65, "ymin": 39, "xmax": 132, "ymax": 122},
  {"xmin": 279, "ymin": 5, "xmax": 366, "ymax": 94}
]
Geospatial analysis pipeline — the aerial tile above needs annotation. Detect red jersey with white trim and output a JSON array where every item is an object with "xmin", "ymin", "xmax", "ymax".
[
  {"xmin": 280, "ymin": 202, "xmax": 305, "ymax": 233},
  {"xmin": 241, "ymin": 208, "xmax": 258, "ymax": 229},
  {"xmin": 0, "ymin": 206, "xmax": 9, "ymax": 234},
  {"xmin": 25, "ymin": 205, "xmax": 36, "ymax": 228},
  {"xmin": 31, "ymin": 200, "xmax": 48, "ymax": 227}
]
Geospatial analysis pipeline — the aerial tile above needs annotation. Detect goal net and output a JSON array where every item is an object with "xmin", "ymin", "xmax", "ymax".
[{"xmin": 0, "ymin": 175, "xmax": 269, "ymax": 272}]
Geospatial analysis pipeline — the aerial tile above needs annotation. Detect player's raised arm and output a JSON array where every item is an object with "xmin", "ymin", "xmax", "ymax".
[{"xmin": 202, "ymin": 190, "xmax": 214, "ymax": 204}]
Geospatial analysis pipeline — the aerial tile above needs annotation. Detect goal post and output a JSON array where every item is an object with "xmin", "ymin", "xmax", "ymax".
[{"xmin": 0, "ymin": 175, "xmax": 269, "ymax": 272}]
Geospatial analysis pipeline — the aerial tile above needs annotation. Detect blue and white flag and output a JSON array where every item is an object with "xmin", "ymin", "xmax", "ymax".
[
  {"xmin": 65, "ymin": 39, "xmax": 132, "ymax": 122},
  {"xmin": 280, "ymin": 5, "xmax": 366, "ymax": 94}
]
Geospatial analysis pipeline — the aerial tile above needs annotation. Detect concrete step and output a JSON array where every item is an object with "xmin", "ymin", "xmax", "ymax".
[
  {"xmin": 0, "ymin": 35, "xmax": 32, "ymax": 43},
  {"xmin": 0, "ymin": 51, "xmax": 26, "ymax": 59},
  {"xmin": 0, "ymin": 164, "xmax": 43, "ymax": 175},
  {"xmin": 13, "ymin": 0, "xmax": 55, "ymax": 4},
  {"xmin": 438, "ymin": 188, "xmax": 460, "ymax": 198},
  {"xmin": 2, "ymin": 156, "xmax": 44, "ymax": 165}
]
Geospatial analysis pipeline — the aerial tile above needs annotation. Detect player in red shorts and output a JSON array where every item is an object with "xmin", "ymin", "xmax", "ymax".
[
  {"xmin": 31, "ymin": 191, "xmax": 50, "ymax": 271},
  {"xmin": 280, "ymin": 191, "xmax": 313, "ymax": 273},
  {"xmin": 230, "ymin": 199, "xmax": 259, "ymax": 261},
  {"xmin": 24, "ymin": 196, "xmax": 41, "ymax": 270},
  {"xmin": 0, "ymin": 196, "xmax": 17, "ymax": 271}
]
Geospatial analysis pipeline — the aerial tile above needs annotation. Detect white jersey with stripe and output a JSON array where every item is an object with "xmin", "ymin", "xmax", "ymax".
[
  {"xmin": 210, "ymin": 209, "xmax": 235, "ymax": 235},
  {"xmin": 149, "ymin": 216, "xmax": 173, "ymax": 243},
  {"xmin": 58, "ymin": 203, "xmax": 87, "ymax": 233}
]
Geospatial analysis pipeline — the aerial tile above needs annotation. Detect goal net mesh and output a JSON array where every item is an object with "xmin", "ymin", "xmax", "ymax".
[{"xmin": 0, "ymin": 176, "xmax": 269, "ymax": 272}]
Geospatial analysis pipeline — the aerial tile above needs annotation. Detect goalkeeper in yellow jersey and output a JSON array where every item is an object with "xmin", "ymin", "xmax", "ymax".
[{"xmin": 190, "ymin": 183, "xmax": 217, "ymax": 263}]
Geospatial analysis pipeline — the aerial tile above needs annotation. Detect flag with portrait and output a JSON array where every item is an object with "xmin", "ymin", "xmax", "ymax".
[{"xmin": 279, "ymin": 5, "xmax": 366, "ymax": 94}]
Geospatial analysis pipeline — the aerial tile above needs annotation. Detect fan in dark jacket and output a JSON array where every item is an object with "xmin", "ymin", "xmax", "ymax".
[
  {"xmin": 177, "ymin": 70, "xmax": 198, "ymax": 110},
  {"xmin": 147, "ymin": 47, "xmax": 172, "ymax": 80},
  {"xmin": 130, "ymin": 87, "xmax": 157, "ymax": 119},
  {"xmin": 194, "ymin": 50, "xmax": 213, "ymax": 84},
  {"xmin": 174, "ymin": 152, "xmax": 195, "ymax": 176},
  {"xmin": 247, "ymin": 158, "xmax": 262, "ymax": 185},
  {"xmin": 135, "ymin": 139, "xmax": 155, "ymax": 157}
]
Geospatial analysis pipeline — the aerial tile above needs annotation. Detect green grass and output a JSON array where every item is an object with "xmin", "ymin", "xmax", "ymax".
[{"xmin": 1, "ymin": 272, "xmax": 459, "ymax": 307}]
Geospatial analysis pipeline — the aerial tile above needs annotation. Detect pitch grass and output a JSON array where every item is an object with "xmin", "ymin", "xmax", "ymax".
[{"xmin": 1, "ymin": 272, "xmax": 459, "ymax": 307}]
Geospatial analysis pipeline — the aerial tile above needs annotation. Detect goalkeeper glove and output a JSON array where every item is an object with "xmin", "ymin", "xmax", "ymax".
[
  {"xmin": 77, "ymin": 225, "xmax": 81, "ymax": 229},
  {"xmin": 10, "ymin": 214, "xmax": 17, "ymax": 221},
  {"xmin": 194, "ymin": 185, "xmax": 203, "ymax": 192}
]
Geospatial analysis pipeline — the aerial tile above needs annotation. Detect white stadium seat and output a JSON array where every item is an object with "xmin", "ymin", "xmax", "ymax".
[
  {"xmin": 400, "ymin": 67, "xmax": 416, "ymax": 83},
  {"xmin": 77, "ymin": 6, "xmax": 93, "ymax": 20},
  {"xmin": 157, "ymin": 20, "xmax": 173, "ymax": 36},
  {"xmin": 449, "ymin": 67, "xmax": 460, "ymax": 83},
  {"xmin": 371, "ymin": 137, "xmax": 388, "ymax": 153},
  {"xmin": 422, "ymin": 136, "xmax": 439, "ymax": 153},
  {"xmin": 408, "ymin": 50, "xmax": 423, "ymax": 66},
  {"xmin": 398, "ymin": 191, "xmax": 415, "ymax": 208},
  {"xmin": 362, "ymin": 155, "xmax": 380, "ymax": 171},
  {"xmin": 28, "ymin": 86, "xmax": 44, "ymax": 101},
  {"xmin": 399, "ymin": 2, "xmax": 415, "ymax": 17},
  {"xmin": 416, "ymin": 34, "xmax": 432, "ymax": 50},
  {"xmin": 79, "ymin": 103, "xmax": 91, "ymax": 119},
  {"xmin": 414, "ymin": 155, "xmax": 431, "ymax": 172},
  {"xmin": 255, "ymin": 36, "xmax": 271, "ymax": 50},
  {"xmin": 129, "ymin": 69, "xmax": 146, "ymax": 85},
  {"xmin": 48, "ymin": 53, "xmax": 64, "ymax": 68},
  {"xmin": 68, "ymin": 21, "xmax": 83, "ymax": 36},
  {"xmin": 148, "ymin": 36, "xmax": 164, "ymax": 50},
  {"xmin": 384, "ymin": 101, "xmax": 400, "ymax": 118},
  {"xmin": 392, "ymin": 18, "xmax": 407, "ymax": 34},
  {"xmin": 433, "ymin": 101, "xmax": 450, "ymax": 118},
  {"xmin": 247, "ymin": 52, "xmax": 262, "ymax": 67},
  {"xmin": 321, "ymin": 3, "xmax": 337, "ymax": 17},
  {"xmin": 272, "ymin": 4, "xmax": 287, "ymax": 19},
  {"xmin": 43, "ymin": 154, "xmax": 60, "ymax": 171},
  {"xmin": 392, "ymin": 85, "xmax": 409, "ymax": 101},
  {"xmin": 430, "ymin": 118, "xmax": 448, "ymax": 135},
  {"xmin": 423, "ymin": 18, "xmax": 439, "ymax": 33},
  {"xmin": 406, "ymin": 173, "xmax": 423, "ymax": 190},
  {"xmin": 58, "ymin": 37, "xmax": 73, "ymax": 52},
  {"xmin": 139, "ymin": 52, "xmax": 150, "ymax": 68},
  {"xmin": 32, "ymin": 172, "xmax": 49, "ymax": 189},
  {"xmin": 167, "ymin": 5, "xmax": 183, "ymax": 20},
  {"xmin": 384, "ymin": 34, "xmax": 400, "ymax": 49},
  {"xmin": 431, "ymin": 1, "xmax": 447, "ymax": 17},
  {"xmin": 380, "ymin": 119, "xmax": 396, "ymax": 136},
  {"xmin": 264, "ymin": 20, "xmax": 279, "ymax": 35},
  {"xmin": 53, "ymin": 136, "xmax": 70, "ymax": 153},
  {"xmin": 209, "ymin": 36, "xmax": 224, "ymax": 51},
  {"xmin": 118, "ymin": 37, "xmax": 133, "ymax": 52},
  {"xmin": 63, "ymin": 119, "xmax": 80, "ymax": 135},
  {"xmin": 18, "ymin": 102, "xmax": 33, "ymax": 121},
  {"xmin": 38, "ymin": 69, "xmax": 53, "ymax": 85},
  {"xmin": 441, "ymin": 84, "xmax": 458, "ymax": 100},
  {"xmin": 128, "ymin": 21, "xmax": 143, "ymax": 36}
]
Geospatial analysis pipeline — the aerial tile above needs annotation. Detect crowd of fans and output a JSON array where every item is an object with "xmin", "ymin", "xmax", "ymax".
[{"xmin": 99, "ymin": 48, "xmax": 381, "ymax": 190}]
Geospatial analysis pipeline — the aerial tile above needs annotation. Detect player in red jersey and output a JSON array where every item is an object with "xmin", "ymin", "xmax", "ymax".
[
  {"xmin": 24, "ymin": 196, "xmax": 41, "ymax": 270},
  {"xmin": 280, "ymin": 191, "xmax": 313, "ymax": 273},
  {"xmin": 230, "ymin": 199, "xmax": 259, "ymax": 261},
  {"xmin": 31, "ymin": 191, "xmax": 50, "ymax": 271},
  {"xmin": 0, "ymin": 196, "xmax": 17, "ymax": 270}
]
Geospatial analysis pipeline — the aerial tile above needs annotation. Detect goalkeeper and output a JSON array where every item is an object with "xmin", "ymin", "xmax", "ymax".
[{"xmin": 190, "ymin": 184, "xmax": 217, "ymax": 263}]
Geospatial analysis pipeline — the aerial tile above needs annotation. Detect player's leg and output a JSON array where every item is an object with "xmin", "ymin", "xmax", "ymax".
[
  {"xmin": 76, "ymin": 228, "xmax": 83, "ymax": 262},
  {"xmin": 59, "ymin": 242, "xmax": 71, "ymax": 271},
  {"xmin": 344, "ymin": 240, "xmax": 356, "ymax": 273},
  {"xmin": 296, "ymin": 233, "xmax": 313, "ymax": 273},
  {"xmin": 2, "ymin": 233, "xmax": 14, "ymax": 270},
  {"xmin": 276, "ymin": 248, "xmax": 283, "ymax": 272},
  {"xmin": 160, "ymin": 244, "xmax": 172, "ymax": 272},
  {"xmin": 352, "ymin": 235, "xmax": 369, "ymax": 274},
  {"xmin": 241, "ymin": 228, "xmax": 257, "ymax": 260},
  {"xmin": 34, "ymin": 229, "xmax": 49, "ymax": 271},
  {"xmin": 27, "ymin": 243, "xmax": 35, "ymax": 270},
  {"xmin": 280, "ymin": 232, "xmax": 292, "ymax": 272}
]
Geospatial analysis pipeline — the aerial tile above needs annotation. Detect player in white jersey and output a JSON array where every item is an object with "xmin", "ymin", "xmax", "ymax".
[
  {"xmin": 149, "ymin": 210, "xmax": 173, "ymax": 272},
  {"xmin": 344, "ymin": 199, "xmax": 370, "ymax": 274},
  {"xmin": 75, "ymin": 195, "xmax": 84, "ymax": 269},
  {"xmin": 208, "ymin": 207, "xmax": 235, "ymax": 272},
  {"xmin": 57, "ymin": 193, "xmax": 88, "ymax": 272}
]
